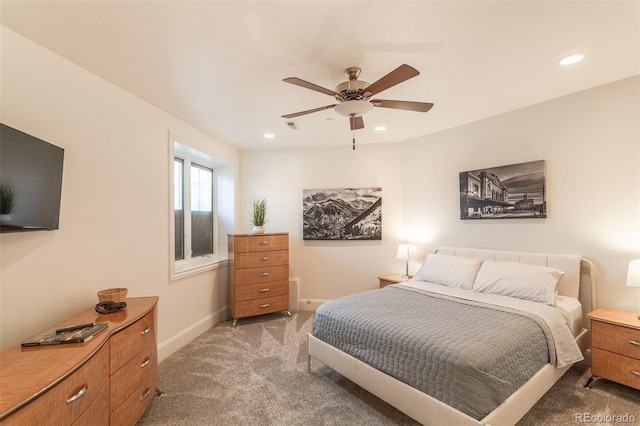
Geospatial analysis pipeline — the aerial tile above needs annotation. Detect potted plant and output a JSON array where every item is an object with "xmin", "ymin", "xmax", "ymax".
[
  {"xmin": 0, "ymin": 181, "xmax": 16, "ymax": 222},
  {"xmin": 250, "ymin": 196, "xmax": 267, "ymax": 234}
]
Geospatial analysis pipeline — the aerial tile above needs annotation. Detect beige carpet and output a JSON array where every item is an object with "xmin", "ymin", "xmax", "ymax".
[{"xmin": 138, "ymin": 311, "xmax": 640, "ymax": 425}]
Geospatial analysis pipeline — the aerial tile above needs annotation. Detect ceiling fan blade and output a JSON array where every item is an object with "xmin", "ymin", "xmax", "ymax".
[
  {"xmin": 361, "ymin": 64, "xmax": 419, "ymax": 97},
  {"xmin": 350, "ymin": 115, "xmax": 364, "ymax": 130},
  {"xmin": 281, "ymin": 104, "xmax": 337, "ymax": 119},
  {"xmin": 283, "ymin": 77, "xmax": 342, "ymax": 98},
  {"xmin": 371, "ymin": 99, "xmax": 434, "ymax": 113}
]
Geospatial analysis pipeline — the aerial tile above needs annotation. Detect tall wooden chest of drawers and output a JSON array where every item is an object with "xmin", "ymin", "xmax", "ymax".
[
  {"xmin": 228, "ymin": 233, "xmax": 290, "ymax": 326},
  {"xmin": 587, "ymin": 307, "xmax": 640, "ymax": 390}
]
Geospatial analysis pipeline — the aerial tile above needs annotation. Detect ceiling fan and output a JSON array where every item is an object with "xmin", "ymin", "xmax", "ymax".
[{"xmin": 281, "ymin": 64, "xmax": 434, "ymax": 134}]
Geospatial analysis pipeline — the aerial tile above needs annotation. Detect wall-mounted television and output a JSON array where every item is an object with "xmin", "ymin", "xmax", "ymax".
[{"xmin": 0, "ymin": 123, "xmax": 64, "ymax": 233}]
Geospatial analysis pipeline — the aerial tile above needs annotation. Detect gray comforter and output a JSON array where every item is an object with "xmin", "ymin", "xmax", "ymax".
[{"xmin": 312, "ymin": 283, "xmax": 580, "ymax": 420}]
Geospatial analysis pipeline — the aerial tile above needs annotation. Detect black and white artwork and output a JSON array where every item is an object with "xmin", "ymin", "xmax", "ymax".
[
  {"xmin": 303, "ymin": 187, "xmax": 382, "ymax": 240},
  {"xmin": 459, "ymin": 160, "xmax": 546, "ymax": 219}
]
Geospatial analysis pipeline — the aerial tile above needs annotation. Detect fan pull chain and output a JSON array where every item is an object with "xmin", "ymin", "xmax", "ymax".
[{"xmin": 352, "ymin": 131, "xmax": 356, "ymax": 150}]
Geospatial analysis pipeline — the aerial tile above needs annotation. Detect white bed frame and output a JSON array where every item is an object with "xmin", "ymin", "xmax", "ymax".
[{"xmin": 307, "ymin": 247, "xmax": 596, "ymax": 426}]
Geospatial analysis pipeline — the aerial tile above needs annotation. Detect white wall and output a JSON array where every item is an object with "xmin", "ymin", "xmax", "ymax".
[
  {"xmin": 0, "ymin": 27, "xmax": 239, "ymax": 358},
  {"xmin": 242, "ymin": 76, "xmax": 640, "ymax": 314},
  {"xmin": 402, "ymin": 76, "xmax": 639, "ymax": 312},
  {"xmin": 1, "ymin": 23, "xmax": 638, "ymax": 361},
  {"xmin": 240, "ymin": 144, "xmax": 407, "ymax": 302}
]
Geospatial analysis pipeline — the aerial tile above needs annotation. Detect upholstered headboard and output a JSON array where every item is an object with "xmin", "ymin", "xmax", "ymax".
[{"xmin": 435, "ymin": 247, "xmax": 587, "ymax": 303}]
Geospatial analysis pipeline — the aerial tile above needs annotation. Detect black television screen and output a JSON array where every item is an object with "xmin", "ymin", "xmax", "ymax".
[{"xmin": 0, "ymin": 124, "xmax": 64, "ymax": 233}]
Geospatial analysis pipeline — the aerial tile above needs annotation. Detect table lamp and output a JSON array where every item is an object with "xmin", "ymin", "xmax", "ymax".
[
  {"xmin": 396, "ymin": 244, "xmax": 417, "ymax": 278},
  {"xmin": 626, "ymin": 259, "xmax": 640, "ymax": 319}
]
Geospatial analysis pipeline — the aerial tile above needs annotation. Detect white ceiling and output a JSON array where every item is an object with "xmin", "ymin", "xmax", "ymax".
[{"xmin": 1, "ymin": 1, "xmax": 638, "ymax": 151}]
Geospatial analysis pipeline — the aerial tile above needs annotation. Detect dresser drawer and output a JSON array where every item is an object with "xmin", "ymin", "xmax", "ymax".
[
  {"xmin": 592, "ymin": 320, "xmax": 640, "ymax": 359},
  {"xmin": 235, "ymin": 250, "xmax": 288, "ymax": 269},
  {"xmin": 235, "ymin": 280, "xmax": 288, "ymax": 301},
  {"xmin": 110, "ymin": 372, "xmax": 156, "ymax": 426},
  {"xmin": 232, "ymin": 234, "xmax": 288, "ymax": 253},
  {"xmin": 592, "ymin": 348, "xmax": 640, "ymax": 390},
  {"xmin": 234, "ymin": 295, "xmax": 289, "ymax": 318},
  {"xmin": 110, "ymin": 308, "xmax": 156, "ymax": 374},
  {"xmin": 1, "ymin": 343, "xmax": 109, "ymax": 426},
  {"xmin": 110, "ymin": 339, "xmax": 157, "ymax": 413},
  {"xmin": 234, "ymin": 265, "xmax": 288, "ymax": 285},
  {"xmin": 72, "ymin": 379, "xmax": 109, "ymax": 426}
]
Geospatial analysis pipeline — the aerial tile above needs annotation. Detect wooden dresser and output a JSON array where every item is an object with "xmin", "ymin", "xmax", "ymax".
[
  {"xmin": 0, "ymin": 297, "xmax": 158, "ymax": 426},
  {"xmin": 587, "ymin": 307, "xmax": 640, "ymax": 390},
  {"xmin": 228, "ymin": 233, "xmax": 290, "ymax": 326}
]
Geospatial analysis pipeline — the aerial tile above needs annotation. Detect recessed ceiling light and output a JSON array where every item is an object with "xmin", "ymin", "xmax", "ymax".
[
  {"xmin": 559, "ymin": 54, "xmax": 584, "ymax": 65},
  {"xmin": 263, "ymin": 133, "xmax": 275, "ymax": 139},
  {"xmin": 374, "ymin": 126, "xmax": 387, "ymax": 131}
]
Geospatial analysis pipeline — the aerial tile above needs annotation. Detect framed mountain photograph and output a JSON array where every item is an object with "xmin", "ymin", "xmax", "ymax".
[
  {"xmin": 303, "ymin": 187, "xmax": 382, "ymax": 240},
  {"xmin": 459, "ymin": 160, "xmax": 546, "ymax": 219}
]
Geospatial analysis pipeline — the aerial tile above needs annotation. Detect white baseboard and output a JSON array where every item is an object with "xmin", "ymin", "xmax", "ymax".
[
  {"xmin": 298, "ymin": 298, "xmax": 330, "ymax": 311},
  {"xmin": 157, "ymin": 305, "xmax": 228, "ymax": 363}
]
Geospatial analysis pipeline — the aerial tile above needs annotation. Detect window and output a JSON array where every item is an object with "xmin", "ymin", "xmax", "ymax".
[
  {"xmin": 172, "ymin": 141, "xmax": 217, "ymax": 276},
  {"xmin": 174, "ymin": 158, "xmax": 185, "ymax": 260},
  {"xmin": 189, "ymin": 164, "xmax": 214, "ymax": 257},
  {"xmin": 170, "ymin": 136, "xmax": 235, "ymax": 280},
  {"xmin": 174, "ymin": 157, "xmax": 214, "ymax": 261}
]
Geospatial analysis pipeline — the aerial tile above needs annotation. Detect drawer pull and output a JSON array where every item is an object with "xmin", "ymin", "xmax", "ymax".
[
  {"xmin": 259, "ymin": 272, "xmax": 270, "ymax": 277},
  {"xmin": 259, "ymin": 303, "xmax": 270, "ymax": 308},
  {"xmin": 259, "ymin": 256, "xmax": 269, "ymax": 261},
  {"xmin": 140, "ymin": 357, "xmax": 151, "ymax": 368},
  {"xmin": 141, "ymin": 326, "xmax": 152, "ymax": 335},
  {"xmin": 258, "ymin": 288, "xmax": 270, "ymax": 293},
  {"xmin": 628, "ymin": 340, "xmax": 640, "ymax": 347},
  {"xmin": 631, "ymin": 370, "xmax": 640, "ymax": 377},
  {"xmin": 140, "ymin": 388, "xmax": 151, "ymax": 401},
  {"xmin": 259, "ymin": 241, "xmax": 269, "ymax": 245},
  {"xmin": 66, "ymin": 384, "xmax": 88, "ymax": 404}
]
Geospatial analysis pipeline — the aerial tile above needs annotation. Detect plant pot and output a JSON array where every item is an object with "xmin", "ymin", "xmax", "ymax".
[
  {"xmin": 0, "ymin": 214, "xmax": 11, "ymax": 223},
  {"xmin": 251, "ymin": 225, "xmax": 265, "ymax": 234}
]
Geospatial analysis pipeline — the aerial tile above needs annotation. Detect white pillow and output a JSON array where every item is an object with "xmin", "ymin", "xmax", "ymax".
[
  {"xmin": 413, "ymin": 253, "xmax": 483, "ymax": 290},
  {"xmin": 472, "ymin": 260, "xmax": 564, "ymax": 305}
]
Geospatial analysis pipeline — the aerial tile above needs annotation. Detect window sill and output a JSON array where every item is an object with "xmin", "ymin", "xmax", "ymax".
[{"xmin": 171, "ymin": 257, "xmax": 228, "ymax": 282}]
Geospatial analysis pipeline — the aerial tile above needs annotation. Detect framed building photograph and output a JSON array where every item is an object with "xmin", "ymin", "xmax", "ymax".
[
  {"xmin": 459, "ymin": 160, "xmax": 546, "ymax": 219},
  {"xmin": 303, "ymin": 187, "xmax": 382, "ymax": 240}
]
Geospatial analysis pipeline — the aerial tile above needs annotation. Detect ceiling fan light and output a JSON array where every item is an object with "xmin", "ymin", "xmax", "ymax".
[{"xmin": 334, "ymin": 100, "xmax": 374, "ymax": 117}]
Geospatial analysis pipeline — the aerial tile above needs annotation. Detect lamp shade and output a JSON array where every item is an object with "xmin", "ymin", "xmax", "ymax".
[
  {"xmin": 396, "ymin": 244, "xmax": 416, "ymax": 261},
  {"xmin": 627, "ymin": 259, "xmax": 640, "ymax": 287}
]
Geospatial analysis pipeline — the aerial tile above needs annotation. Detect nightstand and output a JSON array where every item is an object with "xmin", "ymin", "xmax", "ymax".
[
  {"xmin": 586, "ymin": 307, "xmax": 640, "ymax": 390},
  {"xmin": 378, "ymin": 274, "xmax": 412, "ymax": 288}
]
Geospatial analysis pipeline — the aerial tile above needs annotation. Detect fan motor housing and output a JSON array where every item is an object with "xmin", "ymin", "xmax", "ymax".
[{"xmin": 335, "ymin": 80, "xmax": 370, "ymax": 101}]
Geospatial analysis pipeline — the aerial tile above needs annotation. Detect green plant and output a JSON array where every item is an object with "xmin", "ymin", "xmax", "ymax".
[
  {"xmin": 250, "ymin": 197, "xmax": 267, "ymax": 226},
  {"xmin": 0, "ymin": 181, "xmax": 16, "ymax": 215}
]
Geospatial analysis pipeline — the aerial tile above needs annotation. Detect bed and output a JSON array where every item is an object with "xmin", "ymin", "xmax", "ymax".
[{"xmin": 307, "ymin": 247, "xmax": 596, "ymax": 426}]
